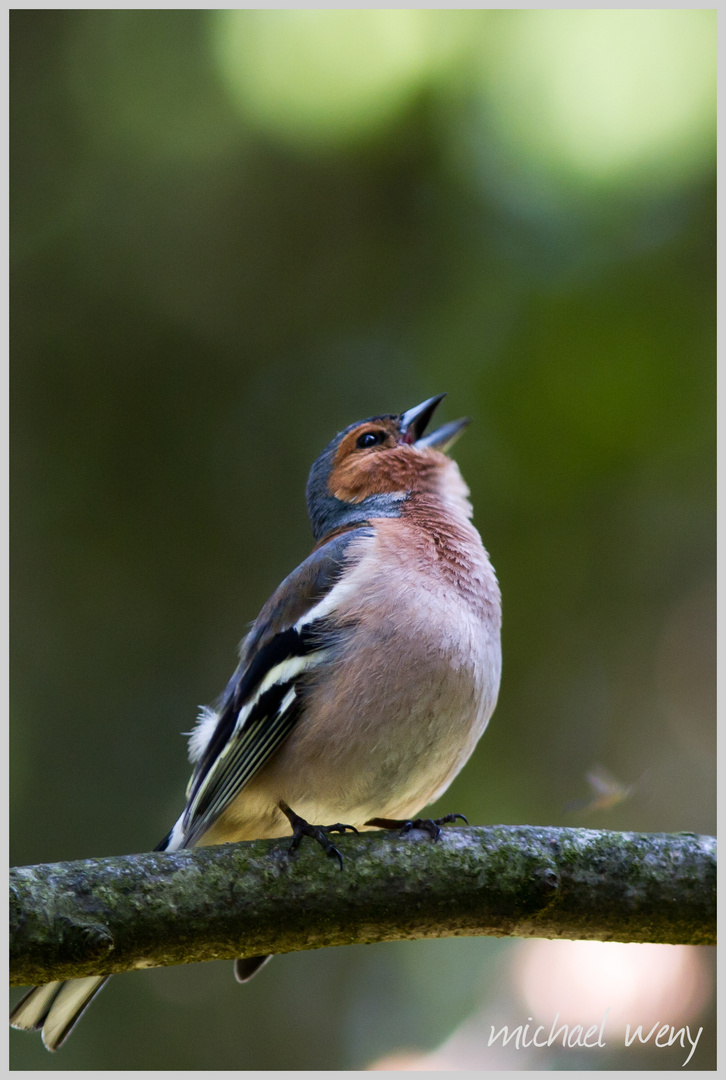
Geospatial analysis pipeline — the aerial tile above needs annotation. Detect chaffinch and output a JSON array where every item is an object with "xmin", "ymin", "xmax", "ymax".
[{"xmin": 11, "ymin": 394, "xmax": 502, "ymax": 1051}]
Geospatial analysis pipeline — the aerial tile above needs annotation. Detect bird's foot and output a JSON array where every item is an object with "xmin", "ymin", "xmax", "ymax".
[
  {"xmin": 279, "ymin": 800, "xmax": 358, "ymax": 870},
  {"xmin": 365, "ymin": 813, "xmax": 468, "ymax": 842}
]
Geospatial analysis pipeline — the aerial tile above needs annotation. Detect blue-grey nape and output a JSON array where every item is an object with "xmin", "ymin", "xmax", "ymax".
[{"xmin": 305, "ymin": 416, "xmax": 406, "ymax": 541}]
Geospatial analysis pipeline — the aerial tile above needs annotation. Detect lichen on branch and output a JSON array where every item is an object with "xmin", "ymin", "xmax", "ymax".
[{"xmin": 10, "ymin": 825, "xmax": 716, "ymax": 987}]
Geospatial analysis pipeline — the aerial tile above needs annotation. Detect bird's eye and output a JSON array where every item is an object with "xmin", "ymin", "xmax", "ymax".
[{"xmin": 356, "ymin": 430, "xmax": 385, "ymax": 449}]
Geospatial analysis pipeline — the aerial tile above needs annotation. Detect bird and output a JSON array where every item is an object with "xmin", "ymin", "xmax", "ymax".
[{"xmin": 10, "ymin": 393, "xmax": 502, "ymax": 1052}]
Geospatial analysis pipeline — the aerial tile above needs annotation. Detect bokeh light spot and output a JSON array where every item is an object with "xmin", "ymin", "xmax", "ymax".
[
  {"xmin": 475, "ymin": 10, "xmax": 715, "ymax": 192},
  {"xmin": 210, "ymin": 10, "xmax": 470, "ymax": 149},
  {"xmin": 515, "ymin": 939, "xmax": 711, "ymax": 1033}
]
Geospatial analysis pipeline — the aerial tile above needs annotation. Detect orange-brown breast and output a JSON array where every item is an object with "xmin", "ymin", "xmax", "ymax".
[{"xmin": 371, "ymin": 497, "xmax": 501, "ymax": 624}]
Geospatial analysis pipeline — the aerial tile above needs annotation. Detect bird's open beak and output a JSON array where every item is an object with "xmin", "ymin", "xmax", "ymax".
[{"xmin": 400, "ymin": 394, "xmax": 471, "ymax": 452}]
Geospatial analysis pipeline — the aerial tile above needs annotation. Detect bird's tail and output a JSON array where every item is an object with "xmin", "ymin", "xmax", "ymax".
[
  {"xmin": 10, "ymin": 824, "xmax": 185, "ymax": 1052},
  {"xmin": 10, "ymin": 976, "xmax": 109, "ymax": 1051},
  {"xmin": 9, "ymin": 821, "xmax": 273, "ymax": 1052}
]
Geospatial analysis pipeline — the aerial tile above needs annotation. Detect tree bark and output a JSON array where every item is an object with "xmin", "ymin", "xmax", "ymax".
[{"xmin": 10, "ymin": 825, "xmax": 716, "ymax": 987}]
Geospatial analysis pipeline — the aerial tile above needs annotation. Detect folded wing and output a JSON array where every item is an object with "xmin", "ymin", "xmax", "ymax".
[{"xmin": 177, "ymin": 526, "xmax": 372, "ymax": 847}]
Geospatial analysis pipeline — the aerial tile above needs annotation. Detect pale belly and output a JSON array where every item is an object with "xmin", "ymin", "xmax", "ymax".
[{"xmin": 198, "ymin": 602, "xmax": 501, "ymax": 845}]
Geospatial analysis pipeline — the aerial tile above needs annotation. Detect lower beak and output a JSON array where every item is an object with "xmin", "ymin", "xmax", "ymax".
[
  {"xmin": 400, "ymin": 394, "xmax": 470, "ymax": 451},
  {"xmin": 416, "ymin": 416, "xmax": 471, "ymax": 452}
]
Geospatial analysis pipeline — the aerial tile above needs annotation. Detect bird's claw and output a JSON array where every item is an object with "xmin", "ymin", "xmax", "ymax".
[
  {"xmin": 366, "ymin": 813, "xmax": 468, "ymax": 842},
  {"xmin": 288, "ymin": 824, "xmax": 345, "ymax": 869},
  {"xmin": 279, "ymin": 801, "xmax": 357, "ymax": 870},
  {"xmin": 325, "ymin": 822, "xmax": 360, "ymax": 836}
]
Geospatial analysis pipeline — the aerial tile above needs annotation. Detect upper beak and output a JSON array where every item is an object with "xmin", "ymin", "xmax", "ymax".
[{"xmin": 400, "ymin": 393, "xmax": 471, "ymax": 452}]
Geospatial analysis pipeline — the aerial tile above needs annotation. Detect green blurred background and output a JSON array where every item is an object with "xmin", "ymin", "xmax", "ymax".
[{"xmin": 10, "ymin": 9, "xmax": 715, "ymax": 1071}]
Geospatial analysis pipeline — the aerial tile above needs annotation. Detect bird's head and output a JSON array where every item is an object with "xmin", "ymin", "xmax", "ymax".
[{"xmin": 306, "ymin": 394, "xmax": 471, "ymax": 541}]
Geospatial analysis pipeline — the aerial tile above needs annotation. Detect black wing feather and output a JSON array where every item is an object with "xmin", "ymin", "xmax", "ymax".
[
  {"xmin": 189, "ymin": 626, "xmax": 312, "ymax": 810},
  {"xmin": 179, "ymin": 527, "xmax": 371, "ymax": 845}
]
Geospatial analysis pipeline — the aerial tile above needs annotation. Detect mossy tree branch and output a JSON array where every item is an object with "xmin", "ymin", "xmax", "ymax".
[{"xmin": 10, "ymin": 825, "xmax": 716, "ymax": 987}]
